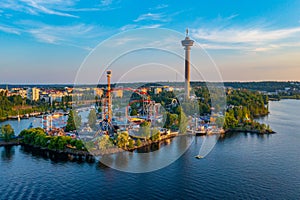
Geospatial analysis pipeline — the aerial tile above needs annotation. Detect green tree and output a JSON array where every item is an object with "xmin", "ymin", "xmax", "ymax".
[
  {"xmin": 57, "ymin": 137, "xmax": 68, "ymax": 150},
  {"xmin": 0, "ymin": 124, "xmax": 15, "ymax": 142},
  {"xmin": 98, "ymin": 135, "xmax": 112, "ymax": 150},
  {"xmin": 164, "ymin": 112, "xmax": 178, "ymax": 129},
  {"xmin": 130, "ymin": 109, "xmax": 138, "ymax": 116},
  {"xmin": 178, "ymin": 111, "xmax": 188, "ymax": 134},
  {"xmin": 136, "ymin": 139, "xmax": 142, "ymax": 147},
  {"xmin": 116, "ymin": 132, "xmax": 129, "ymax": 149},
  {"xmin": 224, "ymin": 110, "xmax": 238, "ymax": 129},
  {"xmin": 88, "ymin": 109, "xmax": 97, "ymax": 130},
  {"xmin": 150, "ymin": 128, "xmax": 161, "ymax": 142},
  {"xmin": 128, "ymin": 139, "xmax": 135, "ymax": 149},
  {"xmin": 75, "ymin": 140, "xmax": 84, "ymax": 150},
  {"xmin": 48, "ymin": 136, "xmax": 59, "ymax": 150},
  {"xmin": 66, "ymin": 110, "xmax": 81, "ymax": 132},
  {"xmin": 139, "ymin": 121, "xmax": 151, "ymax": 138},
  {"xmin": 215, "ymin": 116, "xmax": 225, "ymax": 128}
]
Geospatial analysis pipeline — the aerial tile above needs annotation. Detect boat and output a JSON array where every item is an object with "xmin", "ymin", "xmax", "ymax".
[
  {"xmin": 20, "ymin": 114, "xmax": 29, "ymax": 119},
  {"xmin": 195, "ymin": 130, "xmax": 206, "ymax": 136},
  {"xmin": 28, "ymin": 122, "xmax": 34, "ymax": 129},
  {"xmin": 52, "ymin": 113, "xmax": 63, "ymax": 118},
  {"xmin": 195, "ymin": 155, "xmax": 204, "ymax": 159}
]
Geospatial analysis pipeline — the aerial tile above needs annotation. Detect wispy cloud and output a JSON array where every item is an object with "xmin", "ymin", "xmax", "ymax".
[
  {"xmin": 111, "ymin": 37, "xmax": 142, "ymax": 46},
  {"xmin": 0, "ymin": 24, "xmax": 20, "ymax": 35},
  {"xmin": 192, "ymin": 27, "xmax": 300, "ymax": 43},
  {"xmin": 150, "ymin": 4, "xmax": 168, "ymax": 10},
  {"xmin": 225, "ymin": 14, "xmax": 239, "ymax": 21},
  {"xmin": 134, "ymin": 13, "xmax": 167, "ymax": 22},
  {"xmin": 97, "ymin": 0, "xmax": 121, "ymax": 11},
  {"xmin": 22, "ymin": 0, "xmax": 78, "ymax": 17},
  {"xmin": 100, "ymin": 0, "xmax": 113, "ymax": 6},
  {"xmin": 0, "ymin": 20, "xmax": 105, "ymax": 50},
  {"xmin": 140, "ymin": 24, "xmax": 162, "ymax": 29},
  {"xmin": 121, "ymin": 12, "xmax": 169, "ymax": 31},
  {"xmin": 120, "ymin": 23, "xmax": 163, "ymax": 31},
  {"xmin": 25, "ymin": 23, "xmax": 96, "ymax": 44},
  {"xmin": 191, "ymin": 25, "xmax": 300, "ymax": 52},
  {"xmin": 120, "ymin": 24, "xmax": 138, "ymax": 31},
  {"xmin": 0, "ymin": 0, "xmax": 78, "ymax": 17}
]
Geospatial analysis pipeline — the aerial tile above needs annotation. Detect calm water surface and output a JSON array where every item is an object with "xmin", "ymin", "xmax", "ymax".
[{"xmin": 0, "ymin": 100, "xmax": 299, "ymax": 199}]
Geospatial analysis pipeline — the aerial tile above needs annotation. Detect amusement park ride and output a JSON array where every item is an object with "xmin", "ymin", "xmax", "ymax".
[{"xmin": 99, "ymin": 70, "xmax": 162, "ymax": 134}]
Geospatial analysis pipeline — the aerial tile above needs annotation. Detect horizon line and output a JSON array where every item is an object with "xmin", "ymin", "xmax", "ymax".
[{"xmin": 0, "ymin": 80, "xmax": 300, "ymax": 86}]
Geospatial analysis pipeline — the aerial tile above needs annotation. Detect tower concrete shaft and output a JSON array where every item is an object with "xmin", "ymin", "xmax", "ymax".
[{"xmin": 181, "ymin": 29, "xmax": 194, "ymax": 100}]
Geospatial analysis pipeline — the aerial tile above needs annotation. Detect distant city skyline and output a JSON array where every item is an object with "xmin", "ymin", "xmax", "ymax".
[{"xmin": 1, "ymin": 0, "xmax": 300, "ymax": 83}]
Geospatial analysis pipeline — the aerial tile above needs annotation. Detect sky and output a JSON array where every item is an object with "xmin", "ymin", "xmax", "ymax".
[{"xmin": 0, "ymin": 0, "xmax": 300, "ymax": 84}]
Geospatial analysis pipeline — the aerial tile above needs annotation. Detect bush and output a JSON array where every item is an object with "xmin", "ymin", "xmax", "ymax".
[
  {"xmin": 128, "ymin": 139, "xmax": 135, "ymax": 149},
  {"xmin": 136, "ymin": 139, "xmax": 142, "ymax": 147},
  {"xmin": 75, "ymin": 140, "xmax": 84, "ymax": 150},
  {"xmin": 150, "ymin": 128, "xmax": 161, "ymax": 142}
]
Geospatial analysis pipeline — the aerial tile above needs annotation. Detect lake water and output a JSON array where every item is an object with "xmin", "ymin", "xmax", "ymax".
[{"xmin": 1, "ymin": 100, "xmax": 300, "ymax": 199}]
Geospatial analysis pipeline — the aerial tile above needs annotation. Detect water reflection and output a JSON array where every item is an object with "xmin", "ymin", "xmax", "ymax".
[
  {"xmin": 1, "ymin": 146, "xmax": 15, "ymax": 161},
  {"xmin": 218, "ymin": 132, "xmax": 272, "ymax": 142}
]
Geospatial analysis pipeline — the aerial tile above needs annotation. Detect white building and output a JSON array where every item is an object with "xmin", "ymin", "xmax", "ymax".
[
  {"xmin": 49, "ymin": 92, "xmax": 68, "ymax": 104},
  {"xmin": 27, "ymin": 87, "xmax": 40, "ymax": 101},
  {"xmin": 112, "ymin": 89, "xmax": 123, "ymax": 98}
]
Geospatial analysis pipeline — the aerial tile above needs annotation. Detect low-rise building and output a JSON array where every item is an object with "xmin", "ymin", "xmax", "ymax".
[
  {"xmin": 154, "ymin": 87, "xmax": 162, "ymax": 94},
  {"xmin": 112, "ymin": 89, "xmax": 123, "ymax": 98}
]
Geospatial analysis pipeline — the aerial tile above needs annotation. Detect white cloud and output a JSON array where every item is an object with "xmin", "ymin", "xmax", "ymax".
[
  {"xmin": 226, "ymin": 14, "xmax": 239, "ymax": 21},
  {"xmin": 26, "ymin": 23, "xmax": 95, "ymax": 44},
  {"xmin": 97, "ymin": 0, "xmax": 121, "ymax": 11},
  {"xmin": 3, "ymin": 21, "xmax": 104, "ymax": 50},
  {"xmin": 120, "ymin": 24, "xmax": 138, "ymax": 31},
  {"xmin": 100, "ymin": 0, "xmax": 113, "ymax": 6},
  {"xmin": 0, "ymin": 0, "xmax": 78, "ymax": 18},
  {"xmin": 190, "ymin": 25, "xmax": 300, "ymax": 52},
  {"xmin": 0, "ymin": 25, "xmax": 20, "ymax": 35},
  {"xmin": 134, "ymin": 13, "xmax": 167, "ymax": 22},
  {"xmin": 150, "ymin": 4, "xmax": 168, "ymax": 10},
  {"xmin": 20, "ymin": 0, "xmax": 78, "ymax": 17},
  {"xmin": 197, "ymin": 43, "xmax": 247, "ymax": 50},
  {"xmin": 140, "ymin": 24, "xmax": 162, "ymax": 29},
  {"xmin": 112, "ymin": 37, "xmax": 141, "ymax": 46},
  {"xmin": 120, "ymin": 23, "xmax": 162, "ymax": 31},
  {"xmin": 191, "ymin": 27, "xmax": 300, "ymax": 43}
]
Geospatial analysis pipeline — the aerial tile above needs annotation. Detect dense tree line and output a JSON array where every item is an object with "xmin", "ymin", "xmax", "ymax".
[
  {"xmin": 224, "ymin": 81, "xmax": 299, "ymax": 92},
  {"xmin": 19, "ymin": 128, "xmax": 85, "ymax": 151},
  {"xmin": 226, "ymin": 89, "xmax": 269, "ymax": 117},
  {"xmin": 0, "ymin": 92, "xmax": 49, "ymax": 120}
]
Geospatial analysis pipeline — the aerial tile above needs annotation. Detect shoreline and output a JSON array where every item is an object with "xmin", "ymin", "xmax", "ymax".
[
  {"xmin": 0, "ymin": 133, "xmax": 179, "ymax": 162},
  {"xmin": 0, "ymin": 127, "xmax": 273, "ymax": 149},
  {"xmin": 224, "ymin": 128, "xmax": 276, "ymax": 134},
  {"xmin": 0, "ymin": 139, "xmax": 21, "ymax": 146}
]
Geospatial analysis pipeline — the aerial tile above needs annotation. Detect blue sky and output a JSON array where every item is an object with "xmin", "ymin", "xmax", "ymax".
[{"xmin": 0, "ymin": 0, "xmax": 300, "ymax": 83}]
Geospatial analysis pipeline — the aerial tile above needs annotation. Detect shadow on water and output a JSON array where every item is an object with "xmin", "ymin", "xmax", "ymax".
[
  {"xmin": 19, "ymin": 145, "xmax": 89, "ymax": 165},
  {"xmin": 1, "ymin": 146, "xmax": 15, "ymax": 161},
  {"xmin": 134, "ymin": 138, "xmax": 173, "ymax": 153},
  {"xmin": 218, "ymin": 131, "xmax": 272, "ymax": 142}
]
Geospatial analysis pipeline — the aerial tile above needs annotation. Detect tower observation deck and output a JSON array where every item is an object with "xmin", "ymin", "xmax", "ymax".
[{"xmin": 181, "ymin": 29, "xmax": 194, "ymax": 100}]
